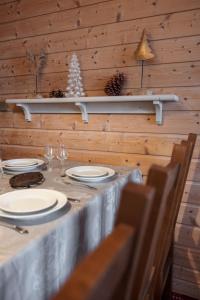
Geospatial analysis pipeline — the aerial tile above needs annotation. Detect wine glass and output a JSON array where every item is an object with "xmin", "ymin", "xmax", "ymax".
[
  {"xmin": 0, "ymin": 150, "xmax": 3, "ymax": 178},
  {"xmin": 56, "ymin": 145, "xmax": 68, "ymax": 175},
  {"xmin": 44, "ymin": 145, "xmax": 54, "ymax": 171}
]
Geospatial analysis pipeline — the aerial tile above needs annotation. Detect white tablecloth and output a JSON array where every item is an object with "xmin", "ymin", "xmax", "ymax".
[{"xmin": 0, "ymin": 161, "xmax": 142, "ymax": 300}]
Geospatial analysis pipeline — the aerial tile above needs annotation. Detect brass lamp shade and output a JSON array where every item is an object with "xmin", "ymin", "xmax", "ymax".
[{"xmin": 135, "ymin": 29, "xmax": 155, "ymax": 61}]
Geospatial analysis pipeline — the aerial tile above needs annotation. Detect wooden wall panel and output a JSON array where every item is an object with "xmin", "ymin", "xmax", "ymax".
[
  {"xmin": 0, "ymin": 75, "xmax": 35, "ymax": 94},
  {"xmin": 173, "ymin": 278, "xmax": 200, "ymax": 299},
  {"xmin": 182, "ymin": 182, "xmax": 200, "ymax": 205},
  {"xmin": 177, "ymin": 203, "xmax": 200, "ymax": 226},
  {"xmin": 1, "ymin": 128, "xmax": 200, "ymax": 158},
  {"xmin": 0, "ymin": 112, "xmax": 197, "ymax": 134},
  {"xmin": 0, "ymin": 10, "xmax": 199, "ymax": 60},
  {"xmin": 0, "ymin": 0, "xmax": 199, "ymax": 298},
  {"xmin": 0, "ymin": 2, "xmax": 200, "ymax": 42},
  {"xmin": 174, "ymin": 245, "xmax": 200, "ymax": 272},
  {"xmin": 1, "ymin": 35, "xmax": 200, "ymax": 78},
  {"xmin": 0, "ymin": 0, "xmax": 99, "ymax": 24},
  {"xmin": 1, "ymin": 0, "xmax": 200, "ymax": 26}
]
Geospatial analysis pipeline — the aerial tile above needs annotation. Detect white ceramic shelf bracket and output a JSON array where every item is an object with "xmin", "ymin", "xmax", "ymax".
[
  {"xmin": 75, "ymin": 102, "xmax": 88, "ymax": 123},
  {"xmin": 6, "ymin": 95, "xmax": 179, "ymax": 125},
  {"xmin": 16, "ymin": 104, "xmax": 32, "ymax": 122}
]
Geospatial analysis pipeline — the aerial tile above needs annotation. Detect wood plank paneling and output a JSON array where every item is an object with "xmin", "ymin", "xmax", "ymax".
[
  {"xmin": 0, "ymin": 112, "xmax": 13, "ymax": 127},
  {"xmin": 0, "ymin": 143, "xmax": 199, "ymax": 181},
  {"xmin": 36, "ymin": 63, "xmax": 200, "ymax": 92},
  {"xmin": 1, "ymin": 35, "xmax": 200, "ymax": 78},
  {"xmin": 0, "ymin": 10, "xmax": 199, "ymax": 60},
  {"xmin": 1, "ymin": 128, "xmax": 200, "ymax": 158},
  {"xmin": 174, "ymin": 245, "xmax": 200, "ymax": 272},
  {"xmin": 0, "ymin": 0, "xmax": 199, "ymax": 23},
  {"xmin": 0, "ymin": 1, "xmax": 200, "ymax": 298},
  {"xmin": 0, "ymin": 0, "xmax": 105, "ymax": 24},
  {"xmin": 0, "ymin": 62, "xmax": 192, "ymax": 96},
  {"xmin": 174, "ymin": 265, "xmax": 200, "ymax": 285},
  {"xmin": 0, "ymin": 75, "xmax": 35, "ymax": 94},
  {"xmin": 0, "ymin": 8, "xmax": 199, "ymax": 44},
  {"xmin": 175, "ymin": 224, "xmax": 200, "ymax": 250},
  {"xmin": 173, "ymin": 278, "xmax": 200, "ymax": 299},
  {"xmin": 182, "ymin": 182, "xmax": 200, "ymax": 205},
  {"xmin": 3, "ymin": 112, "xmax": 198, "ymax": 134},
  {"xmin": 143, "ymin": 61, "xmax": 200, "ymax": 88},
  {"xmin": 1, "ymin": 0, "xmax": 200, "ymax": 26},
  {"xmin": 107, "ymin": 112, "xmax": 200, "ymax": 134},
  {"xmin": 37, "ymin": 67, "xmax": 142, "ymax": 92},
  {"xmin": 177, "ymin": 203, "xmax": 200, "ymax": 226}
]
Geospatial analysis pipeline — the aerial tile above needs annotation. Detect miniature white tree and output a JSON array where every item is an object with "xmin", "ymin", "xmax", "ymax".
[{"xmin": 65, "ymin": 53, "xmax": 85, "ymax": 97}]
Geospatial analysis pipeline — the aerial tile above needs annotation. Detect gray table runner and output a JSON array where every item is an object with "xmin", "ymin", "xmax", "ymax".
[{"xmin": 0, "ymin": 161, "xmax": 142, "ymax": 300}]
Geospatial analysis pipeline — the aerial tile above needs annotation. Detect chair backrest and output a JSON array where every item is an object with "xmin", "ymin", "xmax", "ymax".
[
  {"xmin": 114, "ymin": 162, "xmax": 180, "ymax": 300},
  {"xmin": 52, "ymin": 183, "xmax": 156, "ymax": 300},
  {"xmin": 151, "ymin": 133, "xmax": 197, "ymax": 299},
  {"xmin": 53, "ymin": 223, "xmax": 136, "ymax": 300},
  {"xmin": 52, "ymin": 161, "xmax": 180, "ymax": 300}
]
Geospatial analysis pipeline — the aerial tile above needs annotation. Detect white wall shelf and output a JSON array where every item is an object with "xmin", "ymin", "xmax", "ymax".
[{"xmin": 6, "ymin": 95, "xmax": 179, "ymax": 125}]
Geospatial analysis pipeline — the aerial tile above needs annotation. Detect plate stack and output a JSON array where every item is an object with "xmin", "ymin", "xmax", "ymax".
[
  {"xmin": 65, "ymin": 166, "xmax": 115, "ymax": 182},
  {"xmin": 0, "ymin": 189, "xmax": 68, "ymax": 223},
  {"xmin": 2, "ymin": 159, "xmax": 45, "ymax": 174}
]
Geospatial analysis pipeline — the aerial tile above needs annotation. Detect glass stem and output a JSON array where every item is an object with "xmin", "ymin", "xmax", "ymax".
[
  {"xmin": 48, "ymin": 159, "xmax": 52, "ymax": 172},
  {"xmin": 61, "ymin": 160, "xmax": 64, "ymax": 172}
]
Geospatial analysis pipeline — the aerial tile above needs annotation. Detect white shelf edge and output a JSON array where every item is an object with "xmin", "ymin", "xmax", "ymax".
[{"xmin": 6, "ymin": 94, "xmax": 179, "ymax": 125}]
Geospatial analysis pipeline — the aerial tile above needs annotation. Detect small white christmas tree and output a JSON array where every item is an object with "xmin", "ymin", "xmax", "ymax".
[{"xmin": 65, "ymin": 53, "xmax": 85, "ymax": 97}]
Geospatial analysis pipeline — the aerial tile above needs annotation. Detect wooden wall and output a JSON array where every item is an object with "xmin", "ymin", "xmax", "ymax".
[{"xmin": 0, "ymin": 0, "xmax": 199, "ymax": 298}]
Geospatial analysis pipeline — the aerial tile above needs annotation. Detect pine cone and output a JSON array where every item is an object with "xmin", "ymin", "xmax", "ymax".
[
  {"xmin": 104, "ymin": 72, "xmax": 125, "ymax": 96},
  {"xmin": 49, "ymin": 89, "xmax": 65, "ymax": 98}
]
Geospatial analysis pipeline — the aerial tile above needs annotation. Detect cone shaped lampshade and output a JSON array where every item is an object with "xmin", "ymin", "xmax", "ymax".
[{"xmin": 135, "ymin": 29, "xmax": 155, "ymax": 61}]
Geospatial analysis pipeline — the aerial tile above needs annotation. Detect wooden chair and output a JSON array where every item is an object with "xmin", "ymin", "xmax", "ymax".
[
  {"xmin": 113, "ymin": 134, "xmax": 196, "ymax": 300},
  {"xmin": 52, "ymin": 182, "xmax": 155, "ymax": 300},
  {"xmin": 152, "ymin": 133, "xmax": 197, "ymax": 299},
  {"xmin": 52, "ymin": 161, "xmax": 180, "ymax": 300},
  {"xmin": 115, "ymin": 162, "xmax": 180, "ymax": 300}
]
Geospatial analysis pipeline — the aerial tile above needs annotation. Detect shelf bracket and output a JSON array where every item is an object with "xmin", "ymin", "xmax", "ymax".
[
  {"xmin": 17, "ymin": 104, "xmax": 32, "ymax": 122},
  {"xmin": 75, "ymin": 102, "xmax": 88, "ymax": 123},
  {"xmin": 153, "ymin": 100, "xmax": 163, "ymax": 125}
]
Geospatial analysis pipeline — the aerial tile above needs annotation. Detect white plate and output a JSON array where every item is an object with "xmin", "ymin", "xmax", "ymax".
[
  {"xmin": 2, "ymin": 159, "xmax": 44, "ymax": 172},
  {"xmin": 4, "ymin": 164, "xmax": 38, "ymax": 170},
  {"xmin": 3, "ymin": 159, "xmax": 38, "ymax": 167},
  {"xmin": 70, "ymin": 166, "xmax": 109, "ymax": 178},
  {"xmin": 65, "ymin": 166, "xmax": 115, "ymax": 182},
  {"xmin": 0, "ymin": 189, "xmax": 58, "ymax": 215},
  {"xmin": 0, "ymin": 190, "xmax": 67, "ymax": 220}
]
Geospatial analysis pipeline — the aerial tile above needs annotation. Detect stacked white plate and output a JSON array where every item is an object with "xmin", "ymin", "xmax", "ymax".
[
  {"xmin": 0, "ymin": 189, "xmax": 68, "ymax": 222},
  {"xmin": 65, "ymin": 166, "xmax": 115, "ymax": 182},
  {"xmin": 2, "ymin": 158, "xmax": 44, "ymax": 174}
]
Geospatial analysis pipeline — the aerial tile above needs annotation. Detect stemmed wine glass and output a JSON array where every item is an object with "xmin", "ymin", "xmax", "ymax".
[
  {"xmin": 0, "ymin": 150, "xmax": 3, "ymax": 178},
  {"xmin": 56, "ymin": 145, "xmax": 68, "ymax": 175},
  {"xmin": 44, "ymin": 145, "xmax": 54, "ymax": 171}
]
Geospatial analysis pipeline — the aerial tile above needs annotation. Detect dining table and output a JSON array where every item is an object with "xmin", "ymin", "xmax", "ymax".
[{"xmin": 0, "ymin": 160, "xmax": 142, "ymax": 300}]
